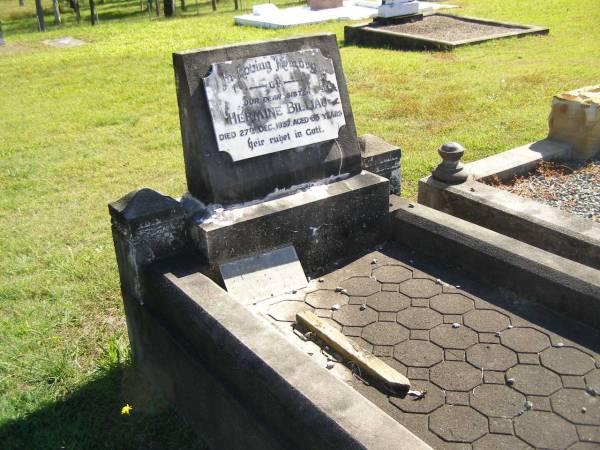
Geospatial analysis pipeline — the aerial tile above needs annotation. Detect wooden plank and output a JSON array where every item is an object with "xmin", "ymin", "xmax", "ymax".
[{"xmin": 297, "ymin": 310, "xmax": 410, "ymax": 393}]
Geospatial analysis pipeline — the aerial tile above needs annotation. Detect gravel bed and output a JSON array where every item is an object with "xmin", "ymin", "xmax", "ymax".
[
  {"xmin": 491, "ymin": 160, "xmax": 600, "ymax": 222},
  {"xmin": 378, "ymin": 15, "xmax": 527, "ymax": 42}
]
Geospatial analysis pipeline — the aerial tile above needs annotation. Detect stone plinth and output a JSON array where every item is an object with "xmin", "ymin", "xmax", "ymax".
[
  {"xmin": 549, "ymin": 85, "xmax": 600, "ymax": 159},
  {"xmin": 189, "ymin": 171, "xmax": 390, "ymax": 275}
]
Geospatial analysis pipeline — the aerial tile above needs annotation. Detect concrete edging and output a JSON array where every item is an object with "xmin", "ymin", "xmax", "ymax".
[
  {"xmin": 417, "ymin": 139, "xmax": 600, "ymax": 269},
  {"xmin": 390, "ymin": 199, "xmax": 600, "ymax": 329},
  {"xmin": 138, "ymin": 256, "xmax": 430, "ymax": 450},
  {"xmin": 345, "ymin": 13, "xmax": 549, "ymax": 51}
]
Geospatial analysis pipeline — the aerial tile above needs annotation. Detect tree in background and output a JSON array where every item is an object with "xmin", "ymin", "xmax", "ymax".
[
  {"xmin": 34, "ymin": 0, "xmax": 45, "ymax": 31},
  {"xmin": 68, "ymin": 0, "xmax": 81, "ymax": 23},
  {"xmin": 89, "ymin": 0, "xmax": 98, "ymax": 24},
  {"xmin": 52, "ymin": 0, "xmax": 62, "ymax": 24},
  {"xmin": 163, "ymin": 0, "xmax": 174, "ymax": 16}
]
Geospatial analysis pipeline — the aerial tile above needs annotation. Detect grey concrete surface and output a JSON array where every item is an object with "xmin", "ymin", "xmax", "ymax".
[
  {"xmin": 418, "ymin": 178, "xmax": 600, "ymax": 269},
  {"xmin": 390, "ymin": 199, "xmax": 600, "ymax": 329}
]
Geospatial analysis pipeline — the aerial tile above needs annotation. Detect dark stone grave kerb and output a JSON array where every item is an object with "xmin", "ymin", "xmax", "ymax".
[{"xmin": 345, "ymin": 13, "xmax": 549, "ymax": 51}]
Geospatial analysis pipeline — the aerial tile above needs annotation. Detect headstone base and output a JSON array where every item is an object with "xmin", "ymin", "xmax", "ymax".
[{"xmin": 189, "ymin": 171, "xmax": 390, "ymax": 276}]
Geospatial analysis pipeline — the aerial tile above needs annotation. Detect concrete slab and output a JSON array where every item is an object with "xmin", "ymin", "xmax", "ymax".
[
  {"xmin": 234, "ymin": 1, "xmax": 456, "ymax": 29},
  {"xmin": 220, "ymin": 245, "xmax": 308, "ymax": 303},
  {"xmin": 253, "ymin": 242, "xmax": 600, "ymax": 449},
  {"xmin": 42, "ymin": 36, "xmax": 85, "ymax": 48},
  {"xmin": 464, "ymin": 139, "xmax": 572, "ymax": 181}
]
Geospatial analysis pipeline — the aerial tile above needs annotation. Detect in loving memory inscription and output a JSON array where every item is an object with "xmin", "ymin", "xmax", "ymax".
[{"xmin": 203, "ymin": 49, "xmax": 346, "ymax": 162}]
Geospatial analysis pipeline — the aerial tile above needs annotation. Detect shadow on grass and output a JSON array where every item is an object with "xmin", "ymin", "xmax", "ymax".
[{"xmin": 0, "ymin": 363, "xmax": 207, "ymax": 450}]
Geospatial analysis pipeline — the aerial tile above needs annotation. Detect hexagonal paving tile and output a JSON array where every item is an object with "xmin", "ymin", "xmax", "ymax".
[
  {"xmin": 361, "ymin": 322, "xmax": 409, "ymax": 346},
  {"xmin": 429, "ymin": 405, "xmax": 488, "ymax": 443},
  {"xmin": 541, "ymin": 347, "xmax": 596, "ymax": 376},
  {"xmin": 466, "ymin": 344, "xmax": 518, "ymax": 371},
  {"xmin": 397, "ymin": 307, "xmax": 442, "ymax": 330},
  {"xmin": 267, "ymin": 301, "xmax": 313, "ymax": 322},
  {"xmin": 473, "ymin": 434, "xmax": 531, "ymax": 450},
  {"xmin": 514, "ymin": 411, "xmax": 578, "ymax": 449},
  {"xmin": 430, "ymin": 324, "xmax": 478, "ymax": 350},
  {"xmin": 500, "ymin": 327, "xmax": 551, "ymax": 353},
  {"xmin": 470, "ymin": 384, "xmax": 526, "ymax": 418},
  {"xmin": 429, "ymin": 294, "xmax": 474, "ymax": 315},
  {"xmin": 365, "ymin": 291, "xmax": 410, "ymax": 312},
  {"xmin": 552, "ymin": 388, "xmax": 600, "ymax": 425},
  {"xmin": 332, "ymin": 304, "xmax": 378, "ymax": 327},
  {"xmin": 372, "ymin": 265, "xmax": 412, "ymax": 283},
  {"xmin": 430, "ymin": 361, "xmax": 482, "ymax": 391},
  {"xmin": 399, "ymin": 279, "xmax": 441, "ymax": 298},
  {"xmin": 390, "ymin": 380, "xmax": 444, "ymax": 414},
  {"xmin": 305, "ymin": 290, "xmax": 348, "ymax": 309},
  {"xmin": 394, "ymin": 340, "xmax": 443, "ymax": 368},
  {"xmin": 506, "ymin": 365, "xmax": 562, "ymax": 396},
  {"xmin": 339, "ymin": 277, "xmax": 380, "ymax": 296},
  {"xmin": 464, "ymin": 310, "xmax": 510, "ymax": 333},
  {"xmin": 585, "ymin": 369, "xmax": 600, "ymax": 391}
]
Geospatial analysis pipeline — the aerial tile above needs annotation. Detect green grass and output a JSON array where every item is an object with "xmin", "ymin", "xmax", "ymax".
[{"xmin": 0, "ymin": 0, "xmax": 599, "ymax": 447}]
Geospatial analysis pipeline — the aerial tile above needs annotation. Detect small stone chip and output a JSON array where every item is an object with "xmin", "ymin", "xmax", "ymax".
[
  {"xmin": 331, "ymin": 304, "xmax": 341, "ymax": 311},
  {"xmin": 508, "ymin": 325, "xmax": 514, "ymax": 329},
  {"xmin": 335, "ymin": 286, "xmax": 343, "ymax": 292},
  {"xmin": 452, "ymin": 323, "xmax": 461, "ymax": 329},
  {"xmin": 586, "ymin": 386, "xmax": 598, "ymax": 397},
  {"xmin": 524, "ymin": 400, "xmax": 533, "ymax": 410},
  {"xmin": 582, "ymin": 407, "xmax": 587, "ymax": 413},
  {"xmin": 326, "ymin": 362, "xmax": 335, "ymax": 370},
  {"xmin": 359, "ymin": 304, "xmax": 366, "ymax": 311},
  {"xmin": 371, "ymin": 258, "xmax": 378, "ymax": 264},
  {"xmin": 318, "ymin": 278, "xmax": 324, "ymax": 283},
  {"xmin": 506, "ymin": 377, "xmax": 515, "ymax": 386},
  {"xmin": 556, "ymin": 342, "xmax": 564, "ymax": 347}
]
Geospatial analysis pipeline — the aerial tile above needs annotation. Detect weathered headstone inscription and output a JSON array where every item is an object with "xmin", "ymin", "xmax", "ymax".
[
  {"xmin": 204, "ymin": 49, "xmax": 346, "ymax": 162},
  {"xmin": 173, "ymin": 34, "xmax": 361, "ymax": 205}
]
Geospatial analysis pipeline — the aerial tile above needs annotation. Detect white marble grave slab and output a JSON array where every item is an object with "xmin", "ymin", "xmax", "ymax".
[
  {"xmin": 203, "ymin": 49, "xmax": 346, "ymax": 162},
  {"xmin": 234, "ymin": 1, "xmax": 457, "ymax": 29}
]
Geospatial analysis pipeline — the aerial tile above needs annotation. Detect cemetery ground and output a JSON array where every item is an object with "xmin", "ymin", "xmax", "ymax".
[{"xmin": 1, "ymin": 0, "xmax": 599, "ymax": 447}]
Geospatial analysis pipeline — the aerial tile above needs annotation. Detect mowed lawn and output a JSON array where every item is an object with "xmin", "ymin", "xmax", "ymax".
[{"xmin": 0, "ymin": 0, "xmax": 599, "ymax": 447}]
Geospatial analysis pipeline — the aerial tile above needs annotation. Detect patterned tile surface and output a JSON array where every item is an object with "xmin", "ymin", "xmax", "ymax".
[{"xmin": 254, "ymin": 244, "xmax": 600, "ymax": 449}]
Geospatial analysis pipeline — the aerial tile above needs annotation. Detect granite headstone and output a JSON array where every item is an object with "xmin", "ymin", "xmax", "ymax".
[{"xmin": 173, "ymin": 33, "xmax": 361, "ymax": 204}]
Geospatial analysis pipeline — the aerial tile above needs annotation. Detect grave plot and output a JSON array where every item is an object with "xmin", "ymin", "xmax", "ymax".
[
  {"xmin": 419, "ymin": 85, "xmax": 600, "ymax": 270},
  {"xmin": 488, "ymin": 160, "xmax": 600, "ymax": 223},
  {"xmin": 252, "ymin": 242, "xmax": 600, "ymax": 449},
  {"xmin": 345, "ymin": 13, "xmax": 548, "ymax": 50},
  {"xmin": 109, "ymin": 34, "xmax": 600, "ymax": 449}
]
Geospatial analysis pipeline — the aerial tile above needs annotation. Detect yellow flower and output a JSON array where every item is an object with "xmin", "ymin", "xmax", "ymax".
[{"xmin": 121, "ymin": 404, "xmax": 133, "ymax": 415}]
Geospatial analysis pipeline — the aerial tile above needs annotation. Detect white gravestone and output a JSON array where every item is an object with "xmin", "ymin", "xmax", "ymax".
[{"xmin": 203, "ymin": 49, "xmax": 346, "ymax": 162}]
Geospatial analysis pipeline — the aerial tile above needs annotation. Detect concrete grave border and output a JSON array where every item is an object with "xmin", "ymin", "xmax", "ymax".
[
  {"xmin": 418, "ymin": 139, "xmax": 600, "ymax": 270},
  {"xmin": 344, "ymin": 13, "xmax": 549, "ymax": 51},
  {"xmin": 110, "ymin": 187, "xmax": 600, "ymax": 448}
]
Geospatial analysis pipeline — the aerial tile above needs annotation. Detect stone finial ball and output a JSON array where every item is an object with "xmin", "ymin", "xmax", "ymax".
[
  {"xmin": 438, "ymin": 142, "xmax": 465, "ymax": 158},
  {"xmin": 432, "ymin": 141, "xmax": 469, "ymax": 183}
]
